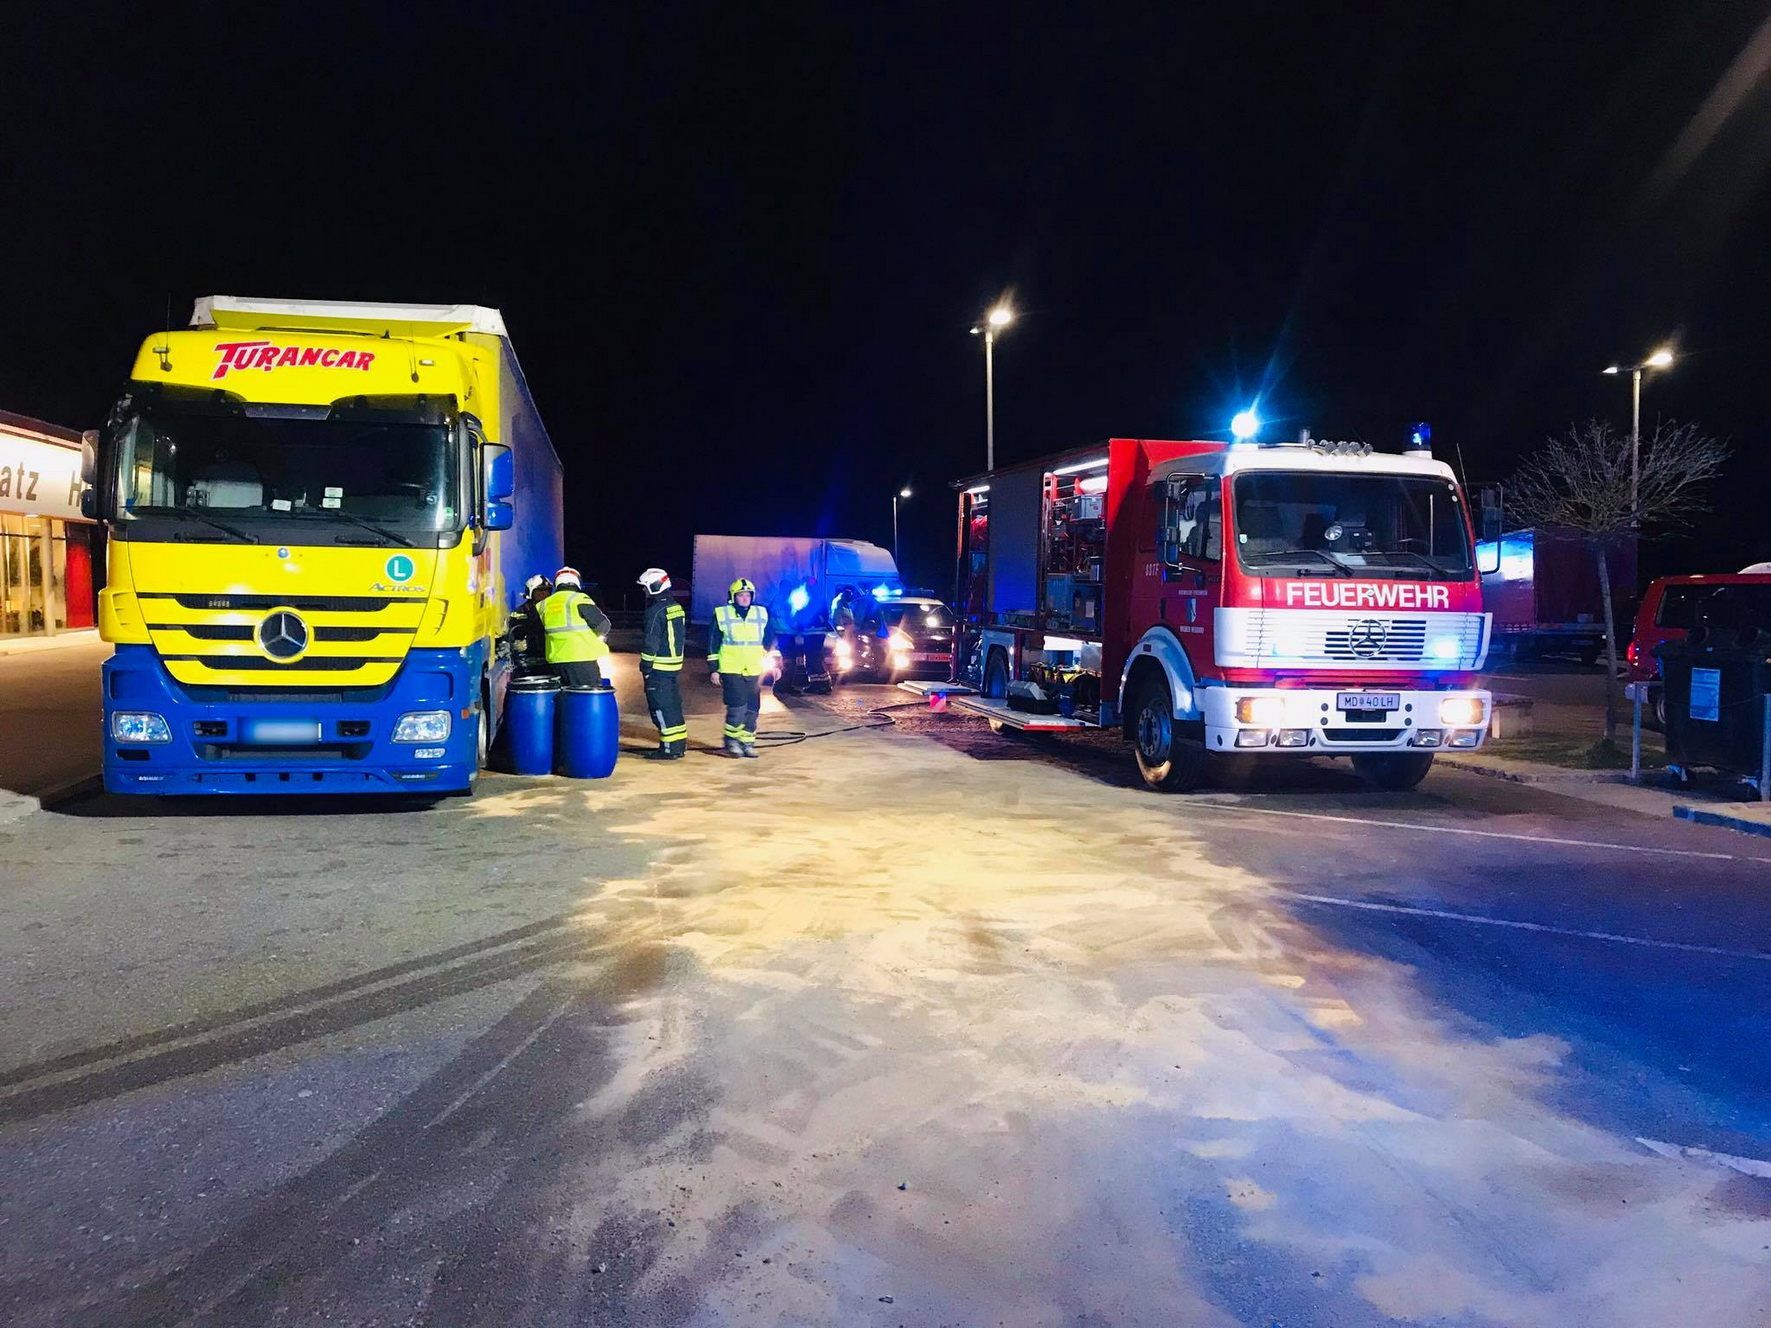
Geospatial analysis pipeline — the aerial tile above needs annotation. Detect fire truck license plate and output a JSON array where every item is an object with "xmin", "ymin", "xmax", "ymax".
[{"xmin": 1338, "ymin": 692, "xmax": 1399, "ymax": 712}]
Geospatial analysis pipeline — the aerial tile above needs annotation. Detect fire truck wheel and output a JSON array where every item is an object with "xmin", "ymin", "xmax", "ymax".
[
  {"xmin": 1351, "ymin": 751, "xmax": 1435, "ymax": 790},
  {"xmin": 1131, "ymin": 676, "xmax": 1204, "ymax": 792},
  {"xmin": 983, "ymin": 650, "xmax": 1010, "ymax": 700}
]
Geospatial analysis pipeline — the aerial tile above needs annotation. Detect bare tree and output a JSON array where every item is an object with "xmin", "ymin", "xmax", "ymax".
[{"xmin": 1507, "ymin": 419, "xmax": 1729, "ymax": 744}]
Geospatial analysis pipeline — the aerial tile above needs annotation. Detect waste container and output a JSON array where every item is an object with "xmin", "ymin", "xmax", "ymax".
[
  {"xmin": 1657, "ymin": 620, "xmax": 1771, "ymax": 779},
  {"xmin": 558, "ymin": 683, "xmax": 619, "ymax": 779},
  {"xmin": 505, "ymin": 674, "xmax": 559, "ymax": 775}
]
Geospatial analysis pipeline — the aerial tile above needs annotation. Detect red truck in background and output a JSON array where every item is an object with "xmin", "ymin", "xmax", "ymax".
[
  {"xmin": 938, "ymin": 436, "xmax": 1492, "ymax": 791},
  {"xmin": 1475, "ymin": 526, "xmax": 1637, "ymax": 664}
]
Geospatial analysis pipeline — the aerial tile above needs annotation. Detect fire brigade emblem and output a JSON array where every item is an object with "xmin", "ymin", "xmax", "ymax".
[{"xmin": 1347, "ymin": 619, "xmax": 1388, "ymax": 659}]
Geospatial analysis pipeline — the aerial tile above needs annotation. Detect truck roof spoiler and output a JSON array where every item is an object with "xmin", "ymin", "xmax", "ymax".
[{"xmin": 191, "ymin": 296, "xmax": 509, "ymax": 338}]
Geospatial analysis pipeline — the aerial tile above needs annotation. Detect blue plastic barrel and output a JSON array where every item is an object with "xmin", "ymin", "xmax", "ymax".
[
  {"xmin": 506, "ymin": 675, "xmax": 559, "ymax": 775},
  {"xmin": 558, "ymin": 683, "xmax": 619, "ymax": 778}
]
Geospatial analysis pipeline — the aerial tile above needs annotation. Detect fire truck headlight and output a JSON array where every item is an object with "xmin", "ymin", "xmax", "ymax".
[
  {"xmin": 1438, "ymin": 697, "xmax": 1485, "ymax": 727},
  {"xmin": 1235, "ymin": 728, "xmax": 1273, "ymax": 748},
  {"xmin": 112, "ymin": 711, "xmax": 172, "ymax": 744},
  {"xmin": 1235, "ymin": 696, "xmax": 1285, "ymax": 726},
  {"xmin": 1277, "ymin": 729, "xmax": 1311, "ymax": 747},
  {"xmin": 1429, "ymin": 636, "xmax": 1461, "ymax": 662}
]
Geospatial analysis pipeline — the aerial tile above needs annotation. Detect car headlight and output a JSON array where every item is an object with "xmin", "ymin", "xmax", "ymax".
[
  {"xmin": 1438, "ymin": 696, "xmax": 1485, "ymax": 727},
  {"xmin": 111, "ymin": 711, "xmax": 172, "ymax": 744},
  {"xmin": 392, "ymin": 710, "xmax": 453, "ymax": 743},
  {"xmin": 889, "ymin": 629, "xmax": 914, "ymax": 650},
  {"xmin": 834, "ymin": 638, "xmax": 853, "ymax": 659},
  {"xmin": 1235, "ymin": 695, "xmax": 1285, "ymax": 726}
]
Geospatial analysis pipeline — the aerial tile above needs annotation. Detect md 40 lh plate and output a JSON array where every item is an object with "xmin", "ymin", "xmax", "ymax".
[{"xmin": 1338, "ymin": 691, "xmax": 1400, "ymax": 712}]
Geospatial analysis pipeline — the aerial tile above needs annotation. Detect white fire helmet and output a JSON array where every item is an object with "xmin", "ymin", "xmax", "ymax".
[
  {"xmin": 523, "ymin": 574, "xmax": 549, "ymax": 596},
  {"xmin": 637, "ymin": 567, "xmax": 672, "ymax": 595},
  {"xmin": 553, "ymin": 566, "xmax": 583, "ymax": 589}
]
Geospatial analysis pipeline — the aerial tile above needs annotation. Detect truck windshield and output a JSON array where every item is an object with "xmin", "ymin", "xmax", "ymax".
[
  {"xmin": 1232, "ymin": 472, "xmax": 1473, "ymax": 579},
  {"xmin": 111, "ymin": 400, "xmax": 461, "ymax": 540}
]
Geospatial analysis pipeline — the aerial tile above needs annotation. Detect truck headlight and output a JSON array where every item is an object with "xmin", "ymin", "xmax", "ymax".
[
  {"xmin": 1438, "ymin": 697, "xmax": 1485, "ymax": 727},
  {"xmin": 393, "ymin": 710, "xmax": 452, "ymax": 743},
  {"xmin": 111, "ymin": 711, "xmax": 172, "ymax": 744},
  {"xmin": 1235, "ymin": 696, "xmax": 1285, "ymax": 726}
]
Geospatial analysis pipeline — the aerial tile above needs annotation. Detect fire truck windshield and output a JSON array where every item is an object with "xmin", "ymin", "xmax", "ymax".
[
  {"xmin": 1232, "ymin": 472, "xmax": 1473, "ymax": 579},
  {"xmin": 108, "ymin": 395, "xmax": 463, "ymax": 544}
]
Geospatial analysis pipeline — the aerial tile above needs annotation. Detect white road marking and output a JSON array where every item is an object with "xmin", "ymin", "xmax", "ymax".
[
  {"xmin": 1635, "ymin": 1137, "xmax": 1771, "ymax": 1178},
  {"xmin": 1282, "ymin": 891, "xmax": 1771, "ymax": 963},
  {"xmin": 1185, "ymin": 800, "xmax": 1771, "ymax": 863}
]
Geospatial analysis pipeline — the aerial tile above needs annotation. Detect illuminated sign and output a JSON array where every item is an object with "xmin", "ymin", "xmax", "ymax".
[{"xmin": 0, "ymin": 427, "xmax": 85, "ymax": 522}]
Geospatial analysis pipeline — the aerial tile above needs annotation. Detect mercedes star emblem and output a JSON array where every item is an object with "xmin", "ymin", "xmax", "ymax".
[
  {"xmin": 1347, "ymin": 618, "xmax": 1388, "ymax": 659},
  {"xmin": 257, "ymin": 610, "xmax": 310, "ymax": 661}
]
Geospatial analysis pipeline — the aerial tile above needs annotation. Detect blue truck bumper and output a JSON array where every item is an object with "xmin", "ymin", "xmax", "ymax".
[{"xmin": 101, "ymin": 644, "xmax": 487, "ymax": 795}]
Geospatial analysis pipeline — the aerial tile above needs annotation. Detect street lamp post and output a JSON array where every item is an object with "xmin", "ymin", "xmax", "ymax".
[
  {"xmin": 892, "ymin": 485, "xmax": 912, "ymax": 570},
  {"xmin": 970, "ymin": 304, "xmax": 1015, "ymax": 471},
  {"xmin": 1603, "ymin": 346, "xmax": 1674, "ymax": 515}
]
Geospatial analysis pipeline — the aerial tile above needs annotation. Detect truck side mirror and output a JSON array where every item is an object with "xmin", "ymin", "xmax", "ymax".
[
  {"xmin": 1475, "ymin": 540, "xmax": 1500, "ymax": 576},
  {"xmin": 482, "ymin": 443, "xmax": 514, "ymax": 503},
  {"xmin": 1160, "ymin": 525, "xmax": 1183, "ymax": 567},
  {"xmin": 79, "ymin": 430, "xmax": 101, "ymax": 520}
]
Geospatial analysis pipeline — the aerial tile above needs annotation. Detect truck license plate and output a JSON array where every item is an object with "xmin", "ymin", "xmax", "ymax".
[
  {"xmin": 911, "ymin": 651, "xmax": 947, "ymax": 662},
  {"xmin": 1338, "ymin": 692, "xmax": 1399, "ymax": 712}
]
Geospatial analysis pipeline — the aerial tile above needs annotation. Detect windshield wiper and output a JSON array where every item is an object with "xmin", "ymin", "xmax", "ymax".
[
  {"xmin": 1379, "ymin": 549, "xmax": 1458, "ymax": 578},
  {"xmin": 287, "ymin": 507, "xmax": 416, "ymax": 547},
  {"xmin": 159, "ymin": 510, "xmax": 254, "ymax": 543},
  {"xmin": 1248, "ymin": 548, "xmax": 1353, "ymax": 576}
]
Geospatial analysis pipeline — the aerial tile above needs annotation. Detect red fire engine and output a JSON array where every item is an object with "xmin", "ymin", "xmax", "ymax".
[{"xmin": 938, "ymin": 435, "xmax": 1492, "ymax": 791}]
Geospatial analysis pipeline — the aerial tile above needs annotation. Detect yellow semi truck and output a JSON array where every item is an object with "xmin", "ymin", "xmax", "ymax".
[{"xmin": 88, "ymin": 296, "xmax": 564, "ymax": 795}]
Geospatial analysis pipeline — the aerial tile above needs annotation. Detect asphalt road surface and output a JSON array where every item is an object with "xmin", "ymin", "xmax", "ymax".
[{"xmin": 2, "ymin": 668, "xmax": 1767, "ymax": 1326}]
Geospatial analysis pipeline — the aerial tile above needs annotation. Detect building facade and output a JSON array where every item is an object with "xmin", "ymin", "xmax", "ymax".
[{"xmin": 0, "ymin": 411, "xmax": 98, "ymax": 638}]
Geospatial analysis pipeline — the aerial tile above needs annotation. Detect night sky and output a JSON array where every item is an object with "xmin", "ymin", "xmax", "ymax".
[{"xmin": 8, "ymin": 3, "xmax": 1769, "ymax": 598}]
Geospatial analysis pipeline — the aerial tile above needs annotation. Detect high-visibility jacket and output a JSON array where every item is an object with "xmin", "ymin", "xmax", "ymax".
[
  {"xmin": 540, "ymin": 589, "xmax": 611, "ymax": 664},
  {"xmin": 640, "ymin": 598, "xmax": 686, "ymax": 672},
  {"xmin": 710, "ymin": 603, "xmax": 770, "ymax": 676}
]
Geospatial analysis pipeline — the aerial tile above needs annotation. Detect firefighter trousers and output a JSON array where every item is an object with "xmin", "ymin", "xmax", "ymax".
[
  {"xmin": 720, "ymin": 673, "xmax": 762, "ymax": 746},
  {"xmin": 643, "ymin": 671, "xmax": 687, "ymax": 754}
]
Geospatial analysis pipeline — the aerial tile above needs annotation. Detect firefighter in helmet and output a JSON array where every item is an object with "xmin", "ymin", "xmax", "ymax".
[
  {"xmin": 538, "ymin": 567, "xmax": 612, "ymax": 687},
  {"xmin": 508, "ymin": 573, "xmax": 553, "ymax": 677},
  {"xmin": 707, "ymin": 577, "xmax": 773, "ymax": 757},
  {"xmin": 637, "ymin": 567, "xmax": 687, "ymax": 758}
]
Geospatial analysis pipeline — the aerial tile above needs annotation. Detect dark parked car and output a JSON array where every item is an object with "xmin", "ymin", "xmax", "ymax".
[{"xmin": 834, "ymin": 596, "xmax": 957, "ymax": 681}]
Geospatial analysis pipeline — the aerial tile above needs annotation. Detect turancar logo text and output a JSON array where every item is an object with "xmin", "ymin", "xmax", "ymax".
[{"xmin": 212, "ymin": 341, "xmax": 377, "ymax": 380}]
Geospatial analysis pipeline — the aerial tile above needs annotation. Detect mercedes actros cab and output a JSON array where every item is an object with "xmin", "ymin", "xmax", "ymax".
[{"xmin": 88, "ymin": 296, "xmax": 564, "ymax": 795}]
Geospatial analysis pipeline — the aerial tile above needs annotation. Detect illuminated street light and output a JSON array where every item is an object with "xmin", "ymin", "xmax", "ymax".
[
  {"xmin": 1230, "ymin": 408, "xmax": 1261, "ymax": 442},
  {"xmin": 969, "ymin": 302, "xmax": 1016, "ymax": 470},
  {"xmin": 892, "ymin": 485, "xmax": 913, "ymax": 569},
  {"xmin": 1601, "ymin": 346, "xmax": 1675, "ymax": 515}
]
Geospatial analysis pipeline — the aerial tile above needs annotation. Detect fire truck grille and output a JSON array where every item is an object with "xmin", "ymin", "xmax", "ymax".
[
  {"xmin": 1323, "ymin": 619, "xmax": 1428, "ymax": 662},
  {"xmin": 1215, "ymin": 608, "xmax": 1489, "ymax": 671}
]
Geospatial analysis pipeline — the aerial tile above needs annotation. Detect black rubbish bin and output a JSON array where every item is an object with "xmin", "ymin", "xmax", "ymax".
[{"xmin": 1657, "ymin": 624, "xmax": 1771, "ymax": 778}]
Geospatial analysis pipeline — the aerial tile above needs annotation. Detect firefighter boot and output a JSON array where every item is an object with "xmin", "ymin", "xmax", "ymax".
[
  {"xmin": 740, "ymin": 742, "xmax": 759, "ymax": 759},
  {"xmin": 723, "ymin": 737, "xmax": 745, "ymax": 758}
]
